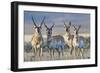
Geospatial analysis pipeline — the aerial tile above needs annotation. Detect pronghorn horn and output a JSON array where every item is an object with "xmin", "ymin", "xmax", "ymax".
[
  {"xmin": 44, "ymin": 22, "xmax": 49, "ymax": 29},
  {"xmin": 51, "ymin": 23, "xmax": 55, "ymax": 29},
  {"xmin": 32, "ymin": 16, "xmax": 37, "ymax": 27},
  {"xmin": 40, "ymin": 16, "xmax": 45, "ymax": 28}
]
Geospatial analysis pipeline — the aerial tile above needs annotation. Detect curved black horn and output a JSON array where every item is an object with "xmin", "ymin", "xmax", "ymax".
[
  {"xmin": 32, "ymin": 16, "xmax": 37, "ymax": 27},
  {"xmin": 40, "ymin": 16, "xmax": 46, "ymax": 27},
  {"xmin": 51, "ymin": 23, "xmax": 55, "ymax": 29},
  {"xmin": 44, "ymin": 22, "xmax": 49, "ymax": 29}
]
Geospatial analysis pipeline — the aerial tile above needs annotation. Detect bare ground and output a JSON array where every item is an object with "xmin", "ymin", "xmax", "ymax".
[{"xmin": 24, "ymin": 48, "xmax": 90, "ymax": 62}]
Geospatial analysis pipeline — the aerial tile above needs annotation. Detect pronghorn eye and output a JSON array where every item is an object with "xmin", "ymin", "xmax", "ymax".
[
  {"xmin": 66, "ymin": 29, "xmax": 68, "ymax": 31},
  {"xmin": 50, "ymin": 28, "xmax": 52, "ymax": 30},
  {"xmin": 39, "ymin": 27, "xmax": 41, "ymax": 29},
  {"xmin": 46, "ymin": 29, "xmax": 48, "ymax": 31},
  {"xmin": 39, "ymin": 26, "xmax": 42, "ymax": 29},
  {"xmin": 34, "ymin": 27, "xmax": 37, "ymax": 28},
  {"xmin": 74, "ymin": 29, "xmax": 76, "ymax": 31}
]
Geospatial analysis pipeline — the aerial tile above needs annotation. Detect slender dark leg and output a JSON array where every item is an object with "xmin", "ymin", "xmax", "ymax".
[
  {"xmin": 70, "ymin": 47, "xmax": 73, "ymax": 55},
  {"xmin": 50, "ymin": 49, "xmax": 52, "ymax": 59},
  {"xmin": 62, "ymin": 47, "xmax": 64, "ymax": 56},
  {"xmin": 58, "ymin": 51, "xmax": 60, "ymax": 59},
  {"xmin": 80, "ymin": 49, "xmax": 84, "ymax": 59},
  {"xmin": 53, "ymin": 49, "xmax": 55, "ymax": 57}
]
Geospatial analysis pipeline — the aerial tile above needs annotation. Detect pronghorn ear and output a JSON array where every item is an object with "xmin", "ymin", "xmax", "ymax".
[
  {"xmin": 69, "ymin": 21, "xmax": 71, "ymax": 26},
  {"xmin": 39, "ymin": 24, "xmax": 42, "ymax": 29},
  {"xmin": 64, "ymin": 22, "xmax": 67, "ymax": 28},
  {"xmin": 68, "ymin": 21, "xmax": 71, "ymax": 29},
  {"xmin": 32, "ymin": 25, "xmax": 36, "ymax": 29},
  {"xmin": 73, "ymin": 25, "xmax": 77, "ymax": 30}
]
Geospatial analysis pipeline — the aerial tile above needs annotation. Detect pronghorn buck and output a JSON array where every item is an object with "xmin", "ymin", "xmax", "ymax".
[
  {"xmin": 73, "ymin": 25, "xmax": 85, "ymax": 58},
  {"xmin": 44, "ymin": 23, "xmax": 65, "ymax": 59},
  {"xmin": 63, "ymin": 22, "xmax": 74, "ymax": 55},
  {"xmin": 31, "ymin": 16, "xmax": 45, "ymax": 59}
]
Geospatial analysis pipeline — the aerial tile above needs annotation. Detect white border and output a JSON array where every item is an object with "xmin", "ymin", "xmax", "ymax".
[{"xmin": 18, "ymin": 5, "xmax": 95, "ymax": 68}]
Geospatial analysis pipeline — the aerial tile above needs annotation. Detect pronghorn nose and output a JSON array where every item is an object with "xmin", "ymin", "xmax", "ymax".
[
  {"xmin": 47, "ymin": 32, "xmax": 51, "ymax": 36},
  {"xmin": 66, "ymin": 28, "xmax": 69, "ymax": 32},
  {"xmin": 76, "ymin": 32, "xmax": 78, "ymax": 34},
  {"xmin": 37, "ymin": 28, "xmax": 40, "ymax": 33},
  {"xmin": 48, "ymin": 31, "xmax": 51, "ymax": 34}
]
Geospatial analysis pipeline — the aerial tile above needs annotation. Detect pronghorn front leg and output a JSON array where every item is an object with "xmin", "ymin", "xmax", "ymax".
[
  {"xmin": 38, "ymin": 47, "xmax": 43, "ymax": 61},
  {"xmin": 32, "ymin": 47, "xmax": 36, "ymax": 57},
  {"xmin": 39, "ymin": 47, "xmax": 43, "ymax": 57},
  {"xmin": 70, "ymin": 48, "xmax": 73, "ymax": 55},
  {"xmin": 58, "ymin": 50, "xmax": 61, "ymax": 59},
  {"xmin": 34, "ymin": 47, "xmax": 37, "ymax": 56},
  {"xmin": 70, "ymin": 45, "xmax": 74, "ymax": 55},
  {"xmin": 32, "ymin": 47, "xmax": 37, "ymax": 61},
  {"xmin": 31, "ymin": 47, "xmax": 35, "ymax": 61},
  {"xmin": 50, "ymin": 49, "xmax": 53, "ymax": 60},
  {"xmin": 61, "ymin": 47, "xmax": 64, "ymax": 57}
]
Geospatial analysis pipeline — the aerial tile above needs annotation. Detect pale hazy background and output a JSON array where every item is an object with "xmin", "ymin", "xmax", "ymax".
[{"xmin": 24, "ymin": 11, "xmax": 90, "ymax": 35}]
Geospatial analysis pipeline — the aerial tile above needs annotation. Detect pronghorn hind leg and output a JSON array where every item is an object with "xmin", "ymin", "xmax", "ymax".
[
  {"xmin": 80, "ymin": 49, "xmax": 84, "ymax": 59},
  {"xmin": 59, "ymin": 48, "xmax": 64, "ymax": 59},
  {"xmin": 78, "ymin": 48, "xmax": 81, "ymax": 56},
  {"xmin": 75, "ymin": 48, "xmax": 80, "ymax": 58},
  {"xmin": 57, "ymin": 49, "xmax": 60, "ymax": 59},
  {"xmin": 61, "ymin": 48, "xmax": 64, "ymax": 57},
  {"xmin": 72, "ymin": 47, "xmax": 76, "ymax": 59},
  {"xmin": 78, "ymin": 48, "xmax": 83, "ymax": 59},
  {"xmin": 40, "ymin": 47, "xmax": 43, "ymax": 56},
  {"xmin": 47, "ymin": 47, "xmax": 49, "ymax": 53},
  {"xmin": 32, "ymin": 47, "xmax": 34, "ymax": 56},
  {"xmin": 53, "ymin": 49, "xmax": 55, "ymax": 57},
  {"xmin": 62, "ymin": 49, "xmax": 64, "ymax": 57},
  {"xmin": 59, "ymin": 51, "xmax": 61, "ymax": 59}
]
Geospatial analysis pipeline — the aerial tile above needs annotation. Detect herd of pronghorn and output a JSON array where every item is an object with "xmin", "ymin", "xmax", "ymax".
[{"xmin": 30, "ymin": 16, "xmax": 89, "ymax": 60}]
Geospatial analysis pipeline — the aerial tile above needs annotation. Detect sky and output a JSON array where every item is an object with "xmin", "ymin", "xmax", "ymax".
[{"xmin": 24, "ymin": 11, "xmax": 90, "ymax": 35}]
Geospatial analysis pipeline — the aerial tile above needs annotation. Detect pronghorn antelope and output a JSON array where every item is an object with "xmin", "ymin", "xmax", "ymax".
[
  {"xmin": 63, "ymin": 22, "xmax": 74, "ymax": 55},
  {"xmin": 44, "ymin": 23, "xmax": 65, "ymax": 59},
  {"xmin": 73, "ymin": 25, "xmax": 85, "ymax": 58},
  {"xmin": 31, "ymin": 16, "xmax": 45, "ymax": 59}
]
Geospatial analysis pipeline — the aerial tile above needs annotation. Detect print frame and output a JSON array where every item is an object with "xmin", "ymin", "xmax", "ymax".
[{"xmin": 11, "ymin": 1, "xmax": 97, "ymax": 72}]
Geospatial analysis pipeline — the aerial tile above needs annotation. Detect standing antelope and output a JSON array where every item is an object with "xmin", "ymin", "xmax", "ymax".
[
  {"xmin": 44, "ymin": 23, "xmax": 65, "ymax": 59},
  {"xmin": 31, "ymin": 16, "xmax": 45, "ymax": 59},
  {"xmin": 73, "ymin": 25, "xmax": 85, "ymax": 58},
  {"xmin": 63, "ymin": 22, "xmax": 74, "ymax": 55}
]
